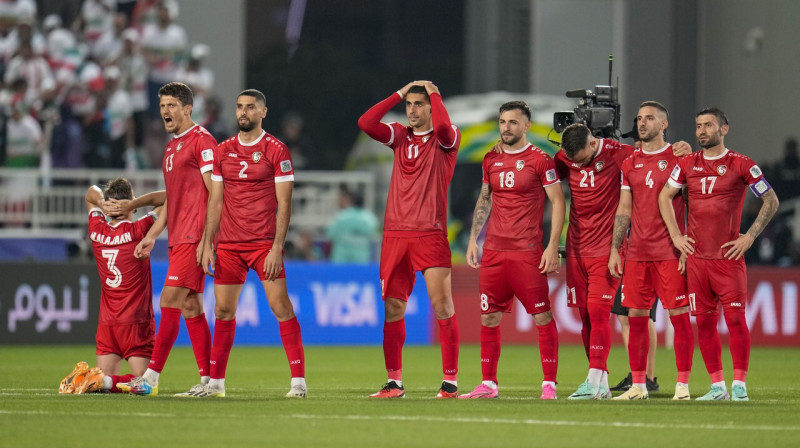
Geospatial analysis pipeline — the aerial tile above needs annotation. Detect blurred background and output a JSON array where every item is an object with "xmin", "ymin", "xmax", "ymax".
[{"xmin": 1, "ymin": 0, "xmax": 798, "ymax": 347}]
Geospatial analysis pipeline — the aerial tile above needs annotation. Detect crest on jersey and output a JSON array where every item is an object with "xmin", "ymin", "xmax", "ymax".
[
  {"xmin": 176, "ymin": 142, "xmax": 183, "ymax": 152},
  {"xmin": 658, "ymin": 160, "xmax": 668, "ymax": 171},
  {"xmin": 717, "ymin": 165, "xmax": 727, "ymax": 176},
  {"xmin": 594, "ymin": 161, "xmax": 605, "ymax": 171},
  {"xmin": 516, "ymin": 160, "xmax": 525, "ymax": 171},
  {"xmin": 423, "ymin": 136, "xmax": 430, "ymax": 143},
  {"xmin": 252, "ymin": 152, "xmax": 262, "ymax": 163}
]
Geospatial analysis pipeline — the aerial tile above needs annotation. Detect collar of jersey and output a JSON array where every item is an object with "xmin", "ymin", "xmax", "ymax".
[
  {"xmin": 702, "ymin": 148, "xmax": 729, "ymax": 160},
  {"xmin": 503, "ymin": 143, "xmax": 531, "ymax": 155},
  {"xmin": 412, "ymin": 128, "xmax": 434, "ymax": 136},
  {"xmin": 641, "ymin": 143, "xmax": 670, "ymax": 155},
  {"xmin": 237, "ymin": 130, "xmax": 266, "ymax": 147},
  {"xmin": 172, "ymin": 123, "xmax": 198, "ymax": 139}
]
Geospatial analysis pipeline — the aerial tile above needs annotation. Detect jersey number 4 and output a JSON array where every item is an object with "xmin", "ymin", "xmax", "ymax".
[{"xmin": 101, "ymin": 249, "xmax": 122, "ymax": 288}]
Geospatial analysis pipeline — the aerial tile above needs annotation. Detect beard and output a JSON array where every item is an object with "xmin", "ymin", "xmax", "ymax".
[
  {"xmin": 639, "ymin": 128, "xmax": 661, "ymax": 142},
  {"xmin": 501, "ymin": 134, "xmax": 522, "ymax": 147},
  {"xmin": 698, "ymin": 132, "xmax": 721, "ymax": 149},
  {"xmin": 238, "ymin": 120, "xmax": 255, "ymax": 132}
]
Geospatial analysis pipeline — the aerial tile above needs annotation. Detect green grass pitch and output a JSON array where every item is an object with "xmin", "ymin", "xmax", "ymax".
[{"xmin": 1, "ymin": 344, "xmax": 798, "ymax": 447}]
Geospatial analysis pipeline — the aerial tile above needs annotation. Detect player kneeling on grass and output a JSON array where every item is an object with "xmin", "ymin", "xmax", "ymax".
[{"xmin": 59, "ymin": 180, "xmax": 165, "ymax": 394}]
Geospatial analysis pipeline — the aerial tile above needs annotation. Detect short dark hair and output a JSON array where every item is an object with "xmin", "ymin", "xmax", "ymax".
[
  {"xmin": 406, "ymin": 85, "xmax": 430, "ymax": 101},
  {"xmin": 561, "ymin": 123, "xmax": 592, "ymax": 159},
  {"xmin": 499, "ymin": 101, "xmax": 531, "ymax": 121},
  {"xmin": 639, "ymin": 100, "xmax": 668, "ymax": 120},
  {"xmin": 696, "ymin": 107, "xmax": 728, "ymax": 127},
  {"xmin": 238, "ymin": 89, "xmax": 266, "ymax": 105},
  {"xmin": 103, "ymin": 177, "xmax": 133, "ymax": 201},
  {"xmin": 158, "ymin": 82, "xmax": 193, "ymax": 106}
]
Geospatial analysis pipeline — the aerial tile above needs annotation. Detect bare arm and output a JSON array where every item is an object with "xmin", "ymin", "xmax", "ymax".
[
  {"xmin": 722, "ymin": 189, "xmax": 779, "ymax": 260},
  {"xmin": 85, "ymin": 185, "xmax": 104, "ymax": 212},
  {"xmin": 659, "ymin": 183, "xmax": 694, "ymax": 255},
  {"xmin": 199, "ymin": 180, "xmax": 224, "ymax": 274},
  {"xmin": 134, "ymin": 198, "xmax": 167, "ymax": 259},
  {"xmin": 103, "ymin": 190, "xmax": 166, "ymax": 216},
  {"xmin": 466, "ymin": 183, "xmax": 492, "ymax": 268},
  {"xmin": 264, "ymin": 181, "xmax": 293, "ymax": 281},
  {"xmin": 608, "ymin": 189, "xmax": 631, "ymax": 278},
  {"xmin": 541, "ymin": 183, "xmax": 566, "ymax": 274}
]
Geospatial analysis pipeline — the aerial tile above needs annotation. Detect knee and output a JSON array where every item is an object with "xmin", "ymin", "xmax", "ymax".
[
  {"xmin": 384, "ymin": 298, "xmax": 407, "ymax": 321},
  {"xmin": 532, "ymin": 310, "xmax": 553, "ymax": 326},
  {"xmin": 430, "ymin": 296, "xmax": 455, "ymax": 320},
  {"xmin": 214, "ymin": 303, "xmax": 237, "ymax": 321},
  {"xmin": 180, "ymin": 293, "xmax": 204, "ymax": 318},
  {"xmin": 481, "ymin": 312, "xmax": 502, "ymax": 327}
]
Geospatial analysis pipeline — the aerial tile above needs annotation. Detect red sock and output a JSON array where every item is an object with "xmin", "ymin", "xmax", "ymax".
[
  {"xmin": 148, "ymin": 307, "xmax": 181, "ymax": 373},
  {"xmin": 696, "ymin": 312, "xmax": 723, "ymax": 380},
  {"xmin": 628, "ymin": 315, "xmax": 649, "ymax": 384},
  {"xmin": 480, "ymin": 325, "xmax": 501, "ymax": 384},
  {"xmin": 536, "ymin": 319, "xmax": 558, "ymax": 383},
  {"xmin": 724, "ymin": 310, "xmax": 750, "ymax": 379},
  {"xmin": 279, "ymin": 317, "xmax": 305, "ymax": 378},
  {"xmin": 587, "ymin": 303, "xmax": 612, "ymax": 371},
  {"xmin": 670, "ymin": 312, "xmax": 694, "ymax": 383},
  {"xmin": 438, "ymin": 315, "xmax": 459, "ymax": 381},
  {"xmin": 108, "ymin": 374, "xmax": 135, "ymax": 393},
  {"xmin": 185, "ymin": 313, "xmax": 212, "ymax": 377},
  {"xmin": 210, "ymin": 318, "xmax": 236, "ymax": 379},
  {"xmin": 579, "ymin": 306, "xmax": 591, "ymax": 360},
  {"xmin": 383, "ymin": 318, "xmax": 405, "ymax": 381}
]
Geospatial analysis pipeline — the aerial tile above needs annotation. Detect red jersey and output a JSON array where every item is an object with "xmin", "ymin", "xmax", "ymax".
[
  {"xmin": 668, "ymin": 148, "xmax": 765, "ymax": 259},
  {"xmin": 482, "ymin": 143, "xmax": 559, "ymax": 251},
  {"xmin": 88, "ymin": 209, "xmax": 156, "ymax": 325},
  {"xmin": 621, "ymin": 144, "xmax": 685, "ymax": 261},
  {"xmin": 212, "ymin": 131, "xmax": 294, "ymax": 246},
  {"xmin": 358, "ymin": 92, "xmax": 460, "ymax": 236},
  {"xmin": 555, "ymin": 139, "xmax": 634, "ymax": 257},
  {"xmin": 162, "ymin": 124, "xmax": 216, "ymax": 247}
]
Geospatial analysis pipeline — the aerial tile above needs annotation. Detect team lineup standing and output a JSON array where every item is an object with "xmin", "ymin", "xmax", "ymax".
[{"xmin": 78, "ymin": 81, "xmax": 777, "ymax": 401}]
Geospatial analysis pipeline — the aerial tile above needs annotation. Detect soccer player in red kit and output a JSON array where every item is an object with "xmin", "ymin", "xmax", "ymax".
[
  {"xmin": 459, "ymin": 101, "xmax": 565, "ymax": 400},
  {"xmin": 358, "ymin": 81, "xmax": 461, "ymax": 398},
  {"xmin": 60, "ymin": 179, "xmax": 164, "ymax": 394},
  {"xmin": 659, "ymin": 107, "xmax": 778, "ymax": 401},
  {"xmin": 557, "ymin": 123, "xmax": 691, "ymax": 400},
  {"xmin": 110, "ymin": 82, "xmax": 217, "ymax": 396},
  {"xmin": 607, "ymin": 101, "xmax": 695, "ymax": 400},
  {"xmin": 197, "ymin": 89, "xmax": 306, "ymax": 398}
]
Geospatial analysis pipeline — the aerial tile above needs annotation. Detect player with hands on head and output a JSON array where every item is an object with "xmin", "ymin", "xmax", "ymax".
[
  {"xmin": 358, "ymin": 80, "xmax": 461, "ymax": 398},
  {"xmin": 659, "ymin": 107, "xmax": 779, "ymax": 401},
  {"xmin": 460, "ymin": 101, "xmax": 565, "ymax": 400},
  {"xmin": 197, "ymin": 89, "xmax": 306, "ymax": 398}
]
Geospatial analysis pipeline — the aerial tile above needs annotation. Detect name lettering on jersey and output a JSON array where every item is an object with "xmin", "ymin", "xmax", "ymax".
[
  {"xmin": 280, "ymin": 160, "xmax": 292, "ymax": 173},
  {"xmin": 545, "ymin": 169, "xmax": 557, "ymax": 182},
  {"xmin": 494, "ymin": 162, "xmax": 504, "ymax": 166},
  {"xmin": 594, "ymin": 161, "xmax": 605, "ymax": 172},
  {"xmin": 515, "ymin": 160, "xmax": 525, "ymax": 171},
  {"xmin": 750, "ymin": 165, "xmax": 763, "ymax": 178},
  {"xmin": 89, "ymin": 231, "xmax": 132, "ymax": 246},
  {"xmin": 252, "ymin": 151, "xmax": 262, "ymax": 163},
  {"xmin": 658, "ymin": 160, "xmax": 668, "ymax": 171},
  {"xmin": 176, "ymin": 142, "xmax": 183, "ymax": 152},
  {"xmin": 635, "ymin": 163, "xmax": 644, "ymax": 168},
  {"xmin": 692, "ymin": 166, "xmax": 704, "ymax": 172},
  {"xmin": 201, "ymin": 149, "xmax": 213, "ymax": 162},
  {"xmin": 716, "ymin": 165, "xmax": 727, "ymax": 176},
  {"xmin": 228, "ymin": 153, "xmax": 238, "ymax": 158}
]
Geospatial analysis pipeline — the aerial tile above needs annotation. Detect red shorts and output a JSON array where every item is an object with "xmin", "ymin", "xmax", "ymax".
[
  {"xmin": 96, "ymin": 321, "xmax": 155, "ymax": 359},
  {"xmin": 566, "ymin": 255, "xmax": 621, "ymax": 308},
  {"xmin": 214, "ymin": 242, "xmax": 286, "ymax": 284},
  {"xmin": 165, "ymin": 243, "xmax": 205, "ymax": 293},
  {"xmin": 479, "ymin": 250, "xmax": 550, "ymax": 315},
  {"xmin": 380, "ymin": 233, "xmax": 451, "ymax": 300},
  {"xmin": 687, "ymin": 257, "xmax": 747, "ymax": 315},
  {"xmin": 622, "ymin": 259, "xmax": 688, "ymax": 310}
]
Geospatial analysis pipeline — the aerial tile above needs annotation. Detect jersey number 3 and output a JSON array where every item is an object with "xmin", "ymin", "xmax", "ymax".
[{"xmin": 101, "ymin": 249, "xmax": 122, "ymax": 288}]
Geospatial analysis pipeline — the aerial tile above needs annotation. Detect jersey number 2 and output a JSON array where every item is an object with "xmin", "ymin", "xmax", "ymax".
[{"xmin": 239, "ymin": 161, "xmax": 248, "ymax": 178}]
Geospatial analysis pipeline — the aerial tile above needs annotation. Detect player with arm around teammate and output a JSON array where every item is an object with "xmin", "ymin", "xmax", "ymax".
[
  {"xmin": 358, "ymin": 81, "xmax": 461, "ymax": 398},
  {"xmin": 659, "ymin": 107, "xmax": 778, "ymax": 401},
  {"xmin": 459, "ymin": 101, "xmax": 565, "ymax": 400},
  {"xmin": 59, "ymin": 179, "xmax": 164, "ymax": 394},
  {"xmin": 197, "ymin": 89, "xmax": 306, "ymax": 398}
]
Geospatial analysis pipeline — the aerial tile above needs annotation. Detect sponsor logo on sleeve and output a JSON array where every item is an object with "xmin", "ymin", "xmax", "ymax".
[
  {"xmin": 280, "ymin": 160, "xmax": 292, "ymax": 173},
  {"xmin": 545, "ymin": 169, "xmax": 557, "ymax": 182},
  {"xmin": 201, "ymin": 149, "xmax": 213, "ymax": 162},
  {"xmin": 750, "ymin": 165, "xmax": 763, "ymax": 178}
]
